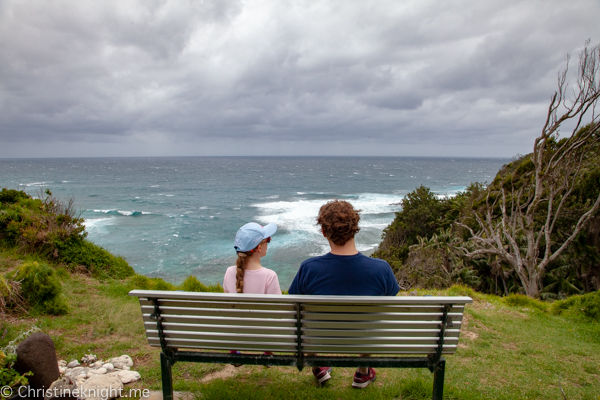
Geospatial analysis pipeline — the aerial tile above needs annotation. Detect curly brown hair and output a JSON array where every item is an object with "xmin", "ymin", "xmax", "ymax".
[{"xmin": 317, "ymin": 200, "xmax": 361, "ymax": 246}]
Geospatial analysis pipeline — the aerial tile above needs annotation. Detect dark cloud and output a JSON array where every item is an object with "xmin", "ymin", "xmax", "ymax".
[{"xmin": 0, "ymin": 0, "xmax": 599, "ymax": 157}]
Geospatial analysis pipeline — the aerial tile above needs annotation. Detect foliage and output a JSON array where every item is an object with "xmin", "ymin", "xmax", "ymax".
[
  {"xmin": 0, "ymin": 351, "xmax": 32, "ymax": 391},
  {"xmin": 126, "ymin": 274, "xmax": 224, "ymax": 293},
  {"xmin": 0, "ymin": 326, "xmax": 39, "ymax": 393},
  {"xmin": 455, "ymin": 42, "xmax": 600, "ymax": 297},
  {"xmin": 373, "ymin": 185, "xmax": 454, "ymax": 270},
  {"xmin": 502, "ymin": 294, "xmax": 549, "ymax": 312},
  {"xmin": 0, "ymin": 275, "xmax": 25, "ymax": 315},
  {"xmin": 5, "ymin": 262, "xmax": 68, "ymax": 315},
  {"xmin": 56, "ymin": 239, "xmax": 134, "ymax": 279},
  {"xmin": 179, "ymin": 276, "xmax": 224, "ymax": 292},
  {"xmin": 0, "ymin": 188, "xmax": 135, "ymax": 279},
  {"xmin": 551, "ymin": 290, "xmax": 600, "ymax": 322}
]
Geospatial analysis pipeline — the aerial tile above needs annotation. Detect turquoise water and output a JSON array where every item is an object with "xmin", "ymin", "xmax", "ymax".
[{"xmin": 0, "ymin": 156, "xmax": 508, "ymax": 287}]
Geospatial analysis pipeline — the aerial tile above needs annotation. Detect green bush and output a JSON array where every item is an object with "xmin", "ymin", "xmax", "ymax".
[
  {"xmin": 179, "ymin": 276, "xmax": 223, "ymax": 292},
  {"xmin": 503, "ymin": 294, "xmax": 549, "ymax": 312},
  {"xmin": 56, "ymin": 239, "xmax": 134, "ymax": 279},
  {"xmin": 126, "ymin": 274, "xmax": 175, "ymax": 291},
  {"xmin": 552, "ymin": 291, "xmax": 600, "ymax": 322},
  {"xmin": 6, "ymin": 262, "xmax": 68, "ymax": 315}
]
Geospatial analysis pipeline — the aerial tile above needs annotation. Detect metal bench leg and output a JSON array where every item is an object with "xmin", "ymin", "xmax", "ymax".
[
  {"xmin": 161, "ymin": 352, "xmax": 174, "ymax": 400},
  {"xmin": 432, "ymin": 358, "xmax": 445, "ymax": 400}
]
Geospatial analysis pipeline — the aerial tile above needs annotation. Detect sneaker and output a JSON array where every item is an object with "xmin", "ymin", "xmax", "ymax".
[
  {"xmin": 312, "ymin": 366, "xmax": 332, "ymax": 384},
  {"xmin": 352, "ymin": 367, "xmax": 376, "ymax": 388}
]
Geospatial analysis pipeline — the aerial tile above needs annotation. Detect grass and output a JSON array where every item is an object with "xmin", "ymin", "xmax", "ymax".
[{"xmin": 2, "ymin": 259, "xmax": 600, "ymax": 399}]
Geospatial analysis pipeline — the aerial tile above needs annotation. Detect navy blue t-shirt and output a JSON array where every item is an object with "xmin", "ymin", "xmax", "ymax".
[{"xmin": 288, "ymin": 252, "xmax": 400, "ymax": 296}]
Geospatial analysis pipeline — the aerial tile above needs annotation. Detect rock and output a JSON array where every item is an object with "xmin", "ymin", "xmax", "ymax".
[
  {"xmin": 44, "ymin": 377, "xmax": 78, "ymax": 400},
  {"xmin": 102, "ymin": 363, "xmax": 115, "ymax": 372},
  {"xmin": 87, "ymin": 368, "xmax": 107, "ymax": 377},
  {"xmin": 109, "ymin": 355, "xmax": 133, "ymax": 369},
  {"xmin": 91, "ymin": 361, "xmax": 103, "ymax": 369},
  {"xmin": 64, "ymin": 367, "xmax": 89, "ymax": 379},
  {"xmin": 81, "ymin": 354, "xmax": 98, "ymax": 364},
  {"xmin": 79, "ymin": 374, "xmax": 123, "ymax": 400},
  {"xmin": 57, "ymin": 360, "xmax": 67, "ymax": 367},
  {"xmin": 14, "ymin": 332, "xmax": 61, "ymax": 400},
  {"xmin": 117, "ymin": 370, "xmax": 141, "ymax": 384},
  {"xmin": 59, "ymin": 366, "xmax": 67, "ymax": 375},
  {"xmin": 67, "ymin": 360, "xmax": 80, "ymax": 368}
]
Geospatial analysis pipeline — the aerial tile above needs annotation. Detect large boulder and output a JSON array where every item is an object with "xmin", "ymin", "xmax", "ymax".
[{"xmin": 14, "ymin": 333, "xmax": 60, "ymax": 400}]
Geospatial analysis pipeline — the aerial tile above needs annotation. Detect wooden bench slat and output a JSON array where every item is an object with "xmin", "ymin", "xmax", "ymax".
[
  {"xmin": 139, "ymin": 299, "xmax": 297, "ymax": 311},
  {"xmin": 302, "ymin": 328, "xmax": 461, "ymax": 338},
  {"xmin": 144, "ymin": 322, "xmax": 297, "ymax": 335},
  {"xmin": 147, "ymin": 338, "xmax": 298, "ymax": 351},
  {"xmin": 301, "ymin": 312, "xmax": 464, "ymax": 321},
  {"xmin": 302, "ymin": 344, "xmax": 458, "ymax": 353},
  {"xmin": 302, "ymin": 320, "xmax": 462, "ymax": 330},
  {"xmin": 130, "ymin": 290, "xmax": 473, "ymax": 305},
  {"xmin": 146, "ymin": 330, "xmax": 297, "ymax": 343},
  {"xmin": 302, "ymin": 304, "xmax": 464, "ymax": 313},
  {"xmin": 302, "ymin": 336, "xmax": 458, "ymax": 345},
  {"xmin": 141, "ymin": 305, "xmax": 296, "ymax": 319},
  {"xmin": 142, "ymin": 314, "xmax": 297, "ymax": 327}
]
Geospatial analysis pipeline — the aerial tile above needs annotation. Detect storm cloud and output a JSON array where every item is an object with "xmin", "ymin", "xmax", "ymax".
[{"xmin": 1, "ymin": 0, "xmax": 599, "ymax": 157}]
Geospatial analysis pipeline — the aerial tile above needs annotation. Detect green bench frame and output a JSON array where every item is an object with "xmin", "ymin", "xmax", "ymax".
[{"xmin": 129, "ymin": 290, "xmax": 472, "ymax": 400}]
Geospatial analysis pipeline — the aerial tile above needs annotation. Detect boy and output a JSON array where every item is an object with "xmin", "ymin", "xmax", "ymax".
[{"xmin": 288, "ymin": 200, "xmax": 399, "ymax": 388}]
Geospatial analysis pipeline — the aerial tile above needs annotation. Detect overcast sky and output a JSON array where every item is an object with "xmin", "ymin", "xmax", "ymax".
[{"xmin": 1, "ymin": 0, "xmax": 599, "ymax": 158}]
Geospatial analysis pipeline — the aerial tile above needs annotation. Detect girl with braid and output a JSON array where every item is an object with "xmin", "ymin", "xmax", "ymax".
[{"xmin": 223, "ymin": 222, "xmax": 281, "ymax": 295}]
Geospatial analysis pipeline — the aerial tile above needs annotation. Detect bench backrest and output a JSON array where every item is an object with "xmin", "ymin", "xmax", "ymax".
[{"xmin": 129, "ymin": 290, "xmax": 472, "ymax": 356}]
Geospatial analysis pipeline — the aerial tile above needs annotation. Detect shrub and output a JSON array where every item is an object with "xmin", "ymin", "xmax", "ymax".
[
  {"xmin": 6, "ymin": 262, "xmax": 68, "ymax": 315},
  {"xmin": 0, "ymin": 276, "xmax": 25, "ymax": 315},
  {"xmin": 126, "ymin": 275, "xmax": 175, "ymax": 291},
  {"xmin": 552, "ymin": 291, "xmax": 600, "ymax": 322},
  {"xmin": 179, "ymin": 276, "xmax": 223, "ymax": 293},
  {"xmin": 503, "ymin": 294, "xmax": 549, "ymax": 312},
  {"xmin": 56, "ymin": 239, "xmax": 134, "ymax": 279}
]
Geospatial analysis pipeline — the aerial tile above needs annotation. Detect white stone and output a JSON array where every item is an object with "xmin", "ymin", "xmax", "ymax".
[
  {"xmin": 122, "ymin": 366, "xmax": 130, "ymax": 371},
  {"xmin": 109, "ymin": 355, "xmax": 133, "ymax": 369},
  {"xmin": 117, "ymin": 370, "xmax": 141, "ymax": 384},
  {"xmin": 58, "ymin": 366, "xmax": 66, "ymax": 375},
  {"xmin": 79, "ymin": 374, "xmax": 124, "ymax": 400},
  {"xmin": 81, "ymin": 354, "xmax": 98, "ymax": 364},
  {"xmin": 67, "ymin": 360, "xmax": 80, "ymax": 368},
  {"xmin": 91, "ymin": 361, "xmax": 103, "ymax": 369},
  {"xmin": 102, "ymin": 363, "xmax": 115, "ymax": 372},
  {"xmin": 65, "ymin": 367, "xmax": 89, "ymax": 379},
  {"xmin": 57, "ymin": 360, "xmax": 67, "ymax": 367}
]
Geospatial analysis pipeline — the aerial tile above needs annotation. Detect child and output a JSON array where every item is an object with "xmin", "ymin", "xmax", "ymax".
[
  {"xmin": 223, "ymin": 222, "xmax": 281, "ymax": 295},
  {"xmin": 223, "ymin": 222, "xmax": 281, "ymax": 362}
]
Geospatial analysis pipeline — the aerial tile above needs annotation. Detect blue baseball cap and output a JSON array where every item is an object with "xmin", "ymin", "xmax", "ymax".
[{"xmin": 234, "ymin": 222, "xmax": 277, "ymax": 252}]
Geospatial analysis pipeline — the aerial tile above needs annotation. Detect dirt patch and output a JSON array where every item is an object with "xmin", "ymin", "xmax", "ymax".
[
  {"xmin": 200, "ymin": 364, "xmax": 238, "ymax": 383},
  {"xmin": 502, "ymin": 342, "xmax": 518, "ymax": 350},
  {"xmin": 462, "ymin": 331, "xmax": 479, "ymax": 340}
]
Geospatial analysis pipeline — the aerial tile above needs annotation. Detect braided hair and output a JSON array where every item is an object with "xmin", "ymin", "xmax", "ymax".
[{"xmin": 235, "ymin": 251, "xmax": 252, "ymax": 293}]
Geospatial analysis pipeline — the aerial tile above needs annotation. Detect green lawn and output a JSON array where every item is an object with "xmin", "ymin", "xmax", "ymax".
[{"xmin": 2, "ymin": 267, "xmax": 600, "ymax": 399}]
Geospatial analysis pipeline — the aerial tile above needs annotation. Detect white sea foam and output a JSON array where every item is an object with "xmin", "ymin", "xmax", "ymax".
[{"xmin": 251, "ymin": 193, "xmax": 402, "ymax": 253}]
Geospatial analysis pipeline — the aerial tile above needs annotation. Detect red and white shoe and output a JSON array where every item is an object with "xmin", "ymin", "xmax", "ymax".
[
  {"xmin": 352, "ymin": 367, "xmax": 376, "ymax": 388},
  {"xmin": 312, "ymin": 366, "xmax": 332, "ymax": 384}
]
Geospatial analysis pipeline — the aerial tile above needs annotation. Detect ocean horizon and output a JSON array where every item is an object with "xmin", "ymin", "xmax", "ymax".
[{"xmin": 1, "ymin": 156, "xmax": 510, "ymax": 288}]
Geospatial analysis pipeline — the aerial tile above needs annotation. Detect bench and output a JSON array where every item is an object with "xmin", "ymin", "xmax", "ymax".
[{"xmin": 129, "ymin": 290, "xmax": 472, "ymax": 400}]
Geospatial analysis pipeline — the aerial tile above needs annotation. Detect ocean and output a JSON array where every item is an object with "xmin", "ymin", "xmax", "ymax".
[{"xmin": 0, "ymin": 156, "xmax": 508, "ymax": 288}]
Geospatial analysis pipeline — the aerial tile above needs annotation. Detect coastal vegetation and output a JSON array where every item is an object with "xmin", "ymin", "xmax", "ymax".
[{"xmin": 375, "ymin": 41, "xmax": 600, "ymax": 300}]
